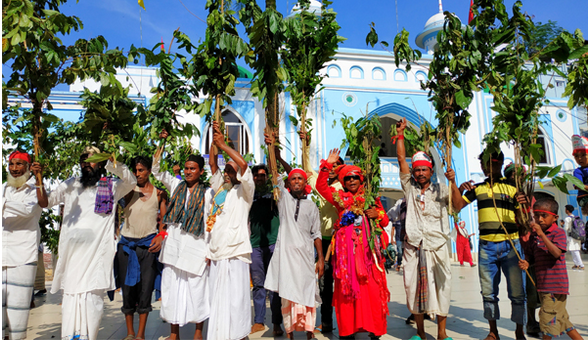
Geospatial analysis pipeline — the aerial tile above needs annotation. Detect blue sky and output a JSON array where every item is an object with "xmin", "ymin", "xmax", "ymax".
[
  {"xmin": 4, "ymin": 0, "xmax": 588, "ymax": 78},
  {"xmin": 55, "ymin": 0, "xmax": 587, "ymax": 52}
]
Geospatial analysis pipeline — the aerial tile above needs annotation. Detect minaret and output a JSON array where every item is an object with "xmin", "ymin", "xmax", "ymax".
[{"xmin": 415, "ymin": 0, "xmax": 462, "ymax": 54}]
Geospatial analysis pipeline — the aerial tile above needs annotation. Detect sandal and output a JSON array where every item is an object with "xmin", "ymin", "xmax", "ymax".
[{"xmin": 122, "ymin": 336, "xmax": 135, "ymax": 340}]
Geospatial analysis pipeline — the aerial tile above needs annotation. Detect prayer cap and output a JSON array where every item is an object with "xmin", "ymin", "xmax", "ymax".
[
  {"xmin": 572, "ymin": 135, "xmax": 588, "ymax": 155},
  {"xmin": 412, "ymin": 151, "xmax": 433, "ymax": 169}
]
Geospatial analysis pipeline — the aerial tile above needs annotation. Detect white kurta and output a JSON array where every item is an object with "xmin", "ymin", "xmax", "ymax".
[
  {"xmin": 2, "ymin": 176, "xmax": 42, "ymax": 340},
  {"xmin": 48, "ymin": 161, "xmax": 136, "ymax": 295},
  {"xmin": 207, "ymin": 168, "xmax": 255, "ymax": 263},
  {"xmin": 264, "ymin": 179, "xmax": 321, "ymax": 308},
  {"xmin": 2, "ymin": 176, "xmax": 43, "ymax": 267},
  {"xmin": 152, "ymin": 158, "xmax": 214, "ymax": 325},
  {"xmin": 152, "ymin": 160, "xmax": 214, "ymax": 276}
]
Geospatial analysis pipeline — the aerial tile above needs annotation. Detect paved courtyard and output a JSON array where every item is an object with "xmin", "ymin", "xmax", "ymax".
[{"xmin": 27, "ymin": 254, "xmax": 588, "ymax": 340}]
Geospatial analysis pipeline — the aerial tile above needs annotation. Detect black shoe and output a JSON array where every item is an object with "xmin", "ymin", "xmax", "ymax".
[
  {"xmin": 34, "ymin": 289, "xmax": 47, "ymax": 297},
  {"xmin": 405, "ymin": 314, "xmax": 415, "ymax": 324}
]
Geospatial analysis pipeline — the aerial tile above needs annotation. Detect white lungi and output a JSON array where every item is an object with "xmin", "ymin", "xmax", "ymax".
[
  {"xmin": 60, "ymin": 290, "xmax": 105, "ymax": 340},
  {"xmin": 160, "ymin": 264, "xmax": 210, "ymax": 326},
  {"xmin": 403, "ymin": 242, "xmax": 451, "ymax": 317},
  {"xmin": 2, "ymin": 263, "xmax": 36, "ymax": 340},
  {"xmin": 208, "ymin": 258, "xmax": 251, "ymax": 340}
]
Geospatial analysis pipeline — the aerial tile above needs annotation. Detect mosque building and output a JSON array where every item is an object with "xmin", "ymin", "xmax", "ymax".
[{"xmin": 10, "ymin": 0, "xmax": 585, "ymax": 254}]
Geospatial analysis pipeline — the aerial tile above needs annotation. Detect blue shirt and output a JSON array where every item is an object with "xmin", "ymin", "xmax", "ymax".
[{"xmin": 573, "ymin": 166, "xmax": 588, "ymax": 198}]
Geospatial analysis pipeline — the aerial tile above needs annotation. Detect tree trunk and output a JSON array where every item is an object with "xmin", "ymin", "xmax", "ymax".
[
  {"xmin": 266, "ymin": 92, "xmax": 280, "ymax": 200},
  {"xmin": 32, "ymin": 98, "xmax": 43, "ymax": 184},
  {"xmin": 300, "ymin": 101, "xmax": 311, "ymax": 171},
  {"xmin": 445, "ymin": 115, "xmax": 453, "ymax": 216}
]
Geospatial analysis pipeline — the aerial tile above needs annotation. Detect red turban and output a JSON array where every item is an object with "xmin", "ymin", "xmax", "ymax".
[
  {"xmin": 9, "ymin": 150, "xmax": 31, "ymax": 164},
  {"xmin": 335, "ymin": 164, "xmax": 364, "ymax": 183},
  {"xmin": 287, "ymin": 168, "xmax": 312, "ymax": 195}
]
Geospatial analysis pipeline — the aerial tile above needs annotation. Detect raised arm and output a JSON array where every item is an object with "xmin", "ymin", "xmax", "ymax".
[
  {"xmin": 109, "ymin": 160, "xmax": 137, "ymax": 201},
  {"xmin": 395, "ymin": 118, "xmax": 410, "ymax": 175},
  {"xmin": 315, "ymin": 149, "xmax": 340, "ymax": 207},
  {"xmin": 298, "ymin": 130, "xmax": 311, "ymax": 172},
  {"xmin": 30, "ymin": 162, "xmax": 48, "ymax": 208},
  {"xmin": 209, "ymin": 130, "xmax": 219, "ymax": 176},
  {"xmin": 152, "ymin": 130, "xmax": 181, "ymax": 192},
  {"xmin": 212, "ymin": 121, "xmax": 247, "ymax": 176},
  {"xmin": 265, "ymin": 132, "xmax": 292, "ymax": 174}
]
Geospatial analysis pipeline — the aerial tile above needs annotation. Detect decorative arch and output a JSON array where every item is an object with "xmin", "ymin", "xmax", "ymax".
[
  {"xmin": 394, "ymin": 69, "xmax": 407, "ymax": 82},
  {"xmin": 367, "ymin": 102, "xmax": 443, "ymax": 184},
  {"xmin": 350, "ymin": 66, "xmax": 364, "ymax": 79},
  {"xmin": 327, "ymin": 64, "xmax": 341, "ymax": 78},
  {"xmin": 372, "ymin": 67, "xmax": 386, "ymax": 81},
  {"xmin": 415, "ymin": 71, "xmax": 427, "ymax": 83},
  {"xmin": 202, "ymin": 108, "xmax": 253, "ymax": 156}
]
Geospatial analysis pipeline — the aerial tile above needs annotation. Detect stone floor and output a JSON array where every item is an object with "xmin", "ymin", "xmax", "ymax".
[{"xmin": 26, "ymin": 254, "xmax": 588, "ymax": 340}]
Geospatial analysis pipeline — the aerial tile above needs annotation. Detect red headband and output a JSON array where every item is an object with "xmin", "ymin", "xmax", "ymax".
[
  {"xmin": 9, "ymin": 150, "xmax": 31, "ymax": 164},
  {"xmin": 288, "ymin": 168, "xmax": 307, "ymax": 181},
  {"xmin": 412, "ymin": 160, "xmax": 433, "ymax": 168},
  {"xmin": 287, "ymin": 168, "xmax": 311, "ymax": 195},
  {"xmin": 533, "ymin": 209, "xmax": 557, "ymax": 216},
  {"xmin": 336, "ymin": 164, "xmax": 364, "ymax": 184}
]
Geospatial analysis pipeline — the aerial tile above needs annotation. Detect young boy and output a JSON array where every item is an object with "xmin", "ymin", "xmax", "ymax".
[
  {"xmin": 572, "ymin": 135, "xmax": 588, "ymax": 215},
  {"xmin": 518, "ymin": 198, "xmax": 583, "ymax": 340}
]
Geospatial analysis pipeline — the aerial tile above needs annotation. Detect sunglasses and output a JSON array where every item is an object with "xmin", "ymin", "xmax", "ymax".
[{"xmin": 344, "ymin": 175, "xmax": 361, "ymax": 182}]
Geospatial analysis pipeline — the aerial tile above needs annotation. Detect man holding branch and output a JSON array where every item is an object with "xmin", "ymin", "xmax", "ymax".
[
  {"xmin": 33, "ymin": 147, "xmax": 136, "ymax": 340},
  {"xmin": 451, "ymin": 150, "xmax": 529, "ymax": 340},
  {"xmin": 395, "ymin": 118, "xmax": 457, "ymax": 340},
  {"xmin": 207, "ymin": 121, "xmax": 255, "ymax": 340}
]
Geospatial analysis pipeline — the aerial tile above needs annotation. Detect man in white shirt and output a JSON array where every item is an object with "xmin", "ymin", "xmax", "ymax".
[
  {"xmin": 563, "ymin": 205, "xmax": 585, "ymax": 270},
  {"xmin": 152, "ymin": 130, "xmax": 214, "ymax": 340},
  {"xmin": 207, "ymin": 121, "xmax": 255, "ymax": 340},
  {"xmin": 2, "ymin": 150, "xmax": 43, "ymax": 340},
  {"xmin": 263, "ymin": 134, "xmax": 324, "ymax": 340},
  {"xmin": 33, "ymin": 146, "xmax": 136, "ymax": 340},
  {"xmin": 396, "ymin": 119, "xmax": 457, "ymax": 340}
]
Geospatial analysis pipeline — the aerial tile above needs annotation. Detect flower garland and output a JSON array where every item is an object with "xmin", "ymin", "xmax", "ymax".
[{"xmin": 332, "ymin": 188, "xmax": 366, "ymax": 217}]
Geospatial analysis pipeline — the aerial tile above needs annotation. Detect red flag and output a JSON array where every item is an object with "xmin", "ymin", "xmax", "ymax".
[
  {"xmin": 468, "ymin": 0, "xmax": 474, "ymax": 24},
  {"xmin": 161, "ymin": 38, "xmax": 165, "ymax": 52}
]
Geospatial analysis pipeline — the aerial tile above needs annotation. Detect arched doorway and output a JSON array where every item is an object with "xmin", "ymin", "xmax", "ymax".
[{"xmin": 203, "ymin": 110, "xmax": 251, "ymax": 155}]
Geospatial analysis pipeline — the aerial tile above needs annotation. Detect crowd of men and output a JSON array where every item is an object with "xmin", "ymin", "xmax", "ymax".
[{"xmin": 1, "ymin": 118, "xmax": 584, "ymax": 340}]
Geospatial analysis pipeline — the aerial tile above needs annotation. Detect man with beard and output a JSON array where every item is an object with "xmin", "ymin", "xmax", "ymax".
[
  {"xmin": 264, "ymin": 134, "xmax": 324, "ymax": 340},
  {"xmin": 396, "ymin": 118, "xmax": 457, "ymax": 340},
  {"xmin": 117, "ymin": 156, "xmax": 168, "ymax": 340},
  {"xmin": 152, "ymin": 130, "xmax": 214, "ymax": 340},
  {"xmin": 206, "ymin": 121, "xmax": 254, "ymax": 340},
  {"xmin": 249, "ymin": 163, "xmax": 284, "ymax": 336},
  {"xmin": 32, "ymin": 146, "xmax": 136, "ymax": 340},
  {"xmin": 2, "ymin": 150, "xmax": 43, "ymax": 340}
]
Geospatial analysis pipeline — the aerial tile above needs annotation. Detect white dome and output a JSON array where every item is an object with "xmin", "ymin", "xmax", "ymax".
[
  {"xmin": 290, "ymin": 0, "xmax": 322, "ymax": 16},
  {"xmin": 424, "ymin": 12, "xmax": 445, "ymax": 28}
]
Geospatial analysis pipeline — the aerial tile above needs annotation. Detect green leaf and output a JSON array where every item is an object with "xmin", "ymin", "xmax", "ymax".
[
  {"xmin": 455, "ymin": 90, "xmax": 472, "ymax": 109},
  {"xmin": 552, "ymin": 176, "xmax": 569, "ymax": 194},
  {"xmin": 563, "ymin": 173, "xmax": 586, "ymax": 190},
  {"xmin": 547, "ymin": 164, "xmax": 562, "ymax": 178},
  {"xmin": 85, "ymin": 153, "xmax": 112, "ymax": 163},
  {"xmin": 119, "ymin": 141, "xmax": 138, "ymax": 154}
]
